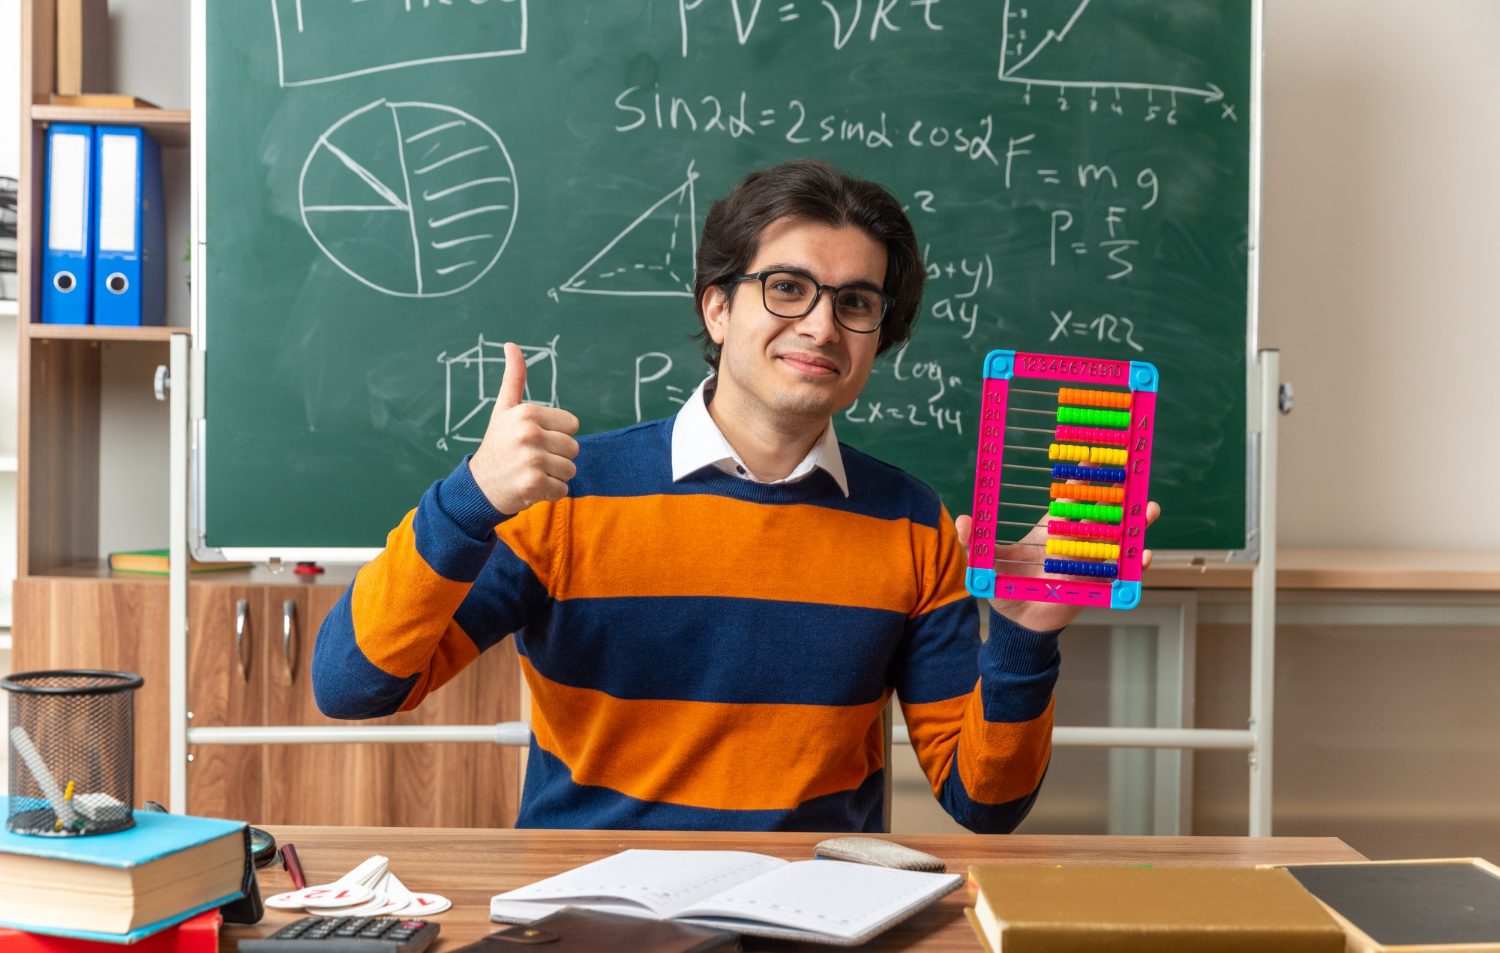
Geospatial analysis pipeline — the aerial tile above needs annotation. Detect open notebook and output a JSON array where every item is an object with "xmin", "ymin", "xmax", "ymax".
[{"xmin": 490, "ymin": 849, "xmax": 961, "ymax": 946}]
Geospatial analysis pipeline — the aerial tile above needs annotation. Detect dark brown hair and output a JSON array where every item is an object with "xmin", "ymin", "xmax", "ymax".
[{"xmin": 693, "ymin": 159, "xmax": 924, "ymax": 369}]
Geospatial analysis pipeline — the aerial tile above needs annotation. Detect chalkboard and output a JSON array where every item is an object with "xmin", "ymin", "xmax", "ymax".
[{"xmin": 197, "ymin": 0, "xmax": 1256, "ymax": 556}]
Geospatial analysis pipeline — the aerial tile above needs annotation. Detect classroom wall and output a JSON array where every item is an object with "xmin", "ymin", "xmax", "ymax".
[{"xmin": 1261, "ymin": 0, "xmax": 1500, "ymax": 548}]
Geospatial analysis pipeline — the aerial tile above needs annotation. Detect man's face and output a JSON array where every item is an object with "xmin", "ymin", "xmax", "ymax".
[{"xmin": 702, "ymin": 216, "xmax": 887, "ymax": 431}]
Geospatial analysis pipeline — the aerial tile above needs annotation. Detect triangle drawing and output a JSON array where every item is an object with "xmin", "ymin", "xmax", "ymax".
[{"xmin": 558, "ymin": 164, "xmax": 698, "ymax": 297}]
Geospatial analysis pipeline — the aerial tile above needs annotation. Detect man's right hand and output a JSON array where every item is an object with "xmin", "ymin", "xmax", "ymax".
[{"xmin": 468, "ymin": 342, "xmax": 581, "ymax": 516}]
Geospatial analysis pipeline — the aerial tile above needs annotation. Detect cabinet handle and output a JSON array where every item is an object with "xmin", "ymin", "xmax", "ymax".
[
  {"xmin": 234, "ymin": 598, "xmax": 251, "ymax": 682},
  {"xmin": 283, "ymin": 599, "xmax": 299, "ymax": 681}
]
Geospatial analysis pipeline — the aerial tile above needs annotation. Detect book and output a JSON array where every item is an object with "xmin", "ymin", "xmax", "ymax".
[
  {"xmin": 0, "ymin": 910, "xmax": 220, "ymax": 953},
  {"xmin": 1274, "ymin": 858, "xmax": 1500, "ymax": 951},
  {"xmin": 965, "ymin": 866, "xmax": 1346, "ymax": 952},
  {"xmin": 490, "ymin": 849, "xmax": 962, "ymax": 947},
  {"xmin": 0, "ymin": 812, "xmax": 245, "ymax": 943},
  {"xmin": 108, "ymin": 549, "xmax": 253, "ymax": 575}
]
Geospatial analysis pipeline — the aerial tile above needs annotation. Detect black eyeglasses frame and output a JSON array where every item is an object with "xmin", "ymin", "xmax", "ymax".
[{"xmin": 723, "ymin": 269, "xmax": 892, "ymax": 334}]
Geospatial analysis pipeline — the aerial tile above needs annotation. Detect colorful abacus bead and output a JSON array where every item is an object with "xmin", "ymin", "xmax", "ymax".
[
  {"xmin": 1047, "ymin": 519, "xmax": 1121, "ymax": 541},
  {"xmin": 1052, "ymin": 464, "xmax": 1128, "ymax": 483},
  {"xmin": 1044, "ymin": 558, "xmax": 1119, "ymax": 578},
  {"xmin": 1049, "ymin": 444, "xmax": 1128, "ymax": 466},
  {"xmin": 1058, "ymin": 387, "xmax": 1132, "ymax": 409},
  {"xmin": 1049, "ymin": 501, "xmax": 1123, "ymax": 522},
  {"xmin": 1045, "ymin": 539, "xmax": 1121, "ymax": 560},
  {"xmin": 1057, "ymin": 406, "xmax": 1131, "ymax": 429},
  {"xmin": 1055, "ymin": 425, "xmax": 1129, "ymax": 446},
  {"xmin": 1050, "ymin": 482, "xmax": 1125, "ymax": 504}
]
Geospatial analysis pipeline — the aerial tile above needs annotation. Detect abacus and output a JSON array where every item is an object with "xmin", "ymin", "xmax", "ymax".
[{"xmin": 965, "ymin": 350, "xmax": 1159, "ymax": 610}]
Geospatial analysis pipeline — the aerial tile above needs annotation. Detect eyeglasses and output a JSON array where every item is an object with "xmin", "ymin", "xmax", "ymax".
[{"xmin": 726, "ymin": 269, "xmax": 892, "ymax": 334}]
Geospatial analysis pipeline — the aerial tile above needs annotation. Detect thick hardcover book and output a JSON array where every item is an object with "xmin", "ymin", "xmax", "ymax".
[
  {"xmin": 491, "ymin": 849, "xmax": 961, "ymax": 947},
  {"xmin": 0, "ymin": 813, "xmax": 245, "ymax": 943},
  {"xmin": 966, "ymin": 866, "xmax": 1346, "ymax": 952}
]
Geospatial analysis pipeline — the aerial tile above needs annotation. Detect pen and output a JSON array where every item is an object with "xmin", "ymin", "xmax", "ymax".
[{"xmin": 282, "ymin": 842, "xmax": 307, "ymax": 890}]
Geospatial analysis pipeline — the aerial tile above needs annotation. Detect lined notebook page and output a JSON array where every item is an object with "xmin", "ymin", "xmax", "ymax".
[
  {"xmin": 492, "ymin": 850, "xmax": 785, "ymax": 920},
  {"xmin": 677, "ymin": 860, "xmax": 961, "ymax": 940}
]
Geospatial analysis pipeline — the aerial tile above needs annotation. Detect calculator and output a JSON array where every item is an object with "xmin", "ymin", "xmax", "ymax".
[{"xmin": 238, "ymin": 916, "xmax": 439, "ymax": 953}]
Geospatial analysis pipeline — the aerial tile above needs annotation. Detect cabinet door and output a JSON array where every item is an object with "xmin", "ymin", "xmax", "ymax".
[
  {"xmin": 185, "ymin": 584, "xmax": 265, "ymax": 822},
  {"xmin": 259, "ymin": 585, "xmax": 522, "ymax": 827},
  {"xmin": 11, "ymin": 578, "xmax": 172, "ymax": 808}
]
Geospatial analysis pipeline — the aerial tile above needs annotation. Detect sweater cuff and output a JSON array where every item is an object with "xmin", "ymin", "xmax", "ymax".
[
  {"xmin": 984, "ymin": 607, "xmax": 1063, "ymax": 676},
  {"xmin": 435, "ymin": 455, "xmax": 508, "ymax": 540}
]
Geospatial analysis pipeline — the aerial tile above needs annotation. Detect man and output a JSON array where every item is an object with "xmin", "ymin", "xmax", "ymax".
[{"xmin": 312, "ymin": 159, "xmax": 1156, "ymax": 831}]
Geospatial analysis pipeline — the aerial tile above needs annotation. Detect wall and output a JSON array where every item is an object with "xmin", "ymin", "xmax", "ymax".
[{"xmin": 1263, "ymin": 1, "xmax": 1500, "ymax": 547}]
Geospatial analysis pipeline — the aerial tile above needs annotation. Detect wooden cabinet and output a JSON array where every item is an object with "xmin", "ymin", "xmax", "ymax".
[
  {"xmin": 192, "ymin": 581, "xmax": 521, "ymax": 827},
  {"xmin": 13, "ymin": 571, "xmax": 521, "ymax": 827}
]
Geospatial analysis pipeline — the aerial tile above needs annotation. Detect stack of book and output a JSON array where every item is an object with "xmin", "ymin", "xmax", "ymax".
[{"xmin": 0, "ymin": 812, "xmax": 245, "ymax": 946}]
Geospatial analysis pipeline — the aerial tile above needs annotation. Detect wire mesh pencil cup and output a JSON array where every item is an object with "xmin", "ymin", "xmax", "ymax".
[{"xmin": 3, "ymin": 670, "xmax": 143, "ymax": 836}]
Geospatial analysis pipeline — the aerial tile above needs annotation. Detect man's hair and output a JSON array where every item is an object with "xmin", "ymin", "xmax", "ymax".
[{"xmin": 693, "ymin": 159, "xmax": 924, "ymax": 369}]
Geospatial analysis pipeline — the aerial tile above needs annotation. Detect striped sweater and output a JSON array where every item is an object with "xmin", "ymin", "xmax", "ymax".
[{"xmin": 312, "ymin": 417, "xmax": 1060, "ymax": 832}]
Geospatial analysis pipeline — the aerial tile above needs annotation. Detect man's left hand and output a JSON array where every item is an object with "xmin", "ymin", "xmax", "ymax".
[{"xmin": 955, "ymin": 501, "xmax": 1161, "ymax": 633}]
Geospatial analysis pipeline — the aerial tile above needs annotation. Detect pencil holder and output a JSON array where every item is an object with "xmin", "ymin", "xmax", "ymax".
[{"xmin": 2, "ymin": 670, "xmax": 143, "ymax": 836}]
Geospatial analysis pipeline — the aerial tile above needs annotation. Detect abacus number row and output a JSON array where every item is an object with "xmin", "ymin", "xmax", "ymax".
[
  {"xmin": 1046, "ymin": 539, "xmax": 1120, "ymax": 560},
  {"xmin": 1043, "ymin": 558, "xmax": 1119, "ymax": 579}
]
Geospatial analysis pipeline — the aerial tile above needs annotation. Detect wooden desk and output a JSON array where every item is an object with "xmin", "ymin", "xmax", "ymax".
[{"xmin": 230, "ymin": 827, "xmax": 1364, "ymax": 952}]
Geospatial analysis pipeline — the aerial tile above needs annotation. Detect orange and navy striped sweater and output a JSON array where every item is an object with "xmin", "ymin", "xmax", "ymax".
[{"xmin": 312, "ymin": 417, "xmax": 1059, "ymax": 832}]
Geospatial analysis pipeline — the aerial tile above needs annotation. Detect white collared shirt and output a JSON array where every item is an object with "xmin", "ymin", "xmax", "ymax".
[{"xmin": 670, "ymin": 377, "xmax": 850, "ymax": 497}]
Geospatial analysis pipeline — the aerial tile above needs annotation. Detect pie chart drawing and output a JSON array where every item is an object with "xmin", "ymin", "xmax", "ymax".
[{"xmin": 300, "ymin": 99, "xmax": 518, "ymax": 298}]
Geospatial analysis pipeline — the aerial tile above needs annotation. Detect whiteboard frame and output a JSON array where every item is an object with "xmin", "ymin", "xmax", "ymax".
[{"xmin": 188, "ymin": 0, "xmax": 1264, "ymax": 567}]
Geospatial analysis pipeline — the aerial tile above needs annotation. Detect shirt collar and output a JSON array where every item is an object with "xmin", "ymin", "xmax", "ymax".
[{"xmin": 671, "ymin": 376, "xmax": 850, "ymax": 497}]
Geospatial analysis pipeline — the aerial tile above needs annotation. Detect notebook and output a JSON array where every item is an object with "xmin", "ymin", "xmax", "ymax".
[
  {"xmin": 490, "ymin": 849, "xmax": 961, "ymax": 946},
  {"xmin": 1274, "ymin": 858, "xmax": 1500, "ymax": 951}
]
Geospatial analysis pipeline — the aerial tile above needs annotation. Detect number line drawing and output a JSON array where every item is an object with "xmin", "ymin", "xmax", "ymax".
[
  {"xmin": 557, "ymin": 163, "xmax": 699, "ymax": 298},
  {"xmin": 998, "ymin": 0, "xmax": 1225, "ymax": 102},
  {"xmin": 437, "ymin": 334, "xmax": 560, "ymax": 450},
  {"xmin": 271, "ymin": 0, "xmax": 529, "ymax": 88},
  {"xmin": 299, "ymin": 99, "xmax": 518, "ymax": 298}
]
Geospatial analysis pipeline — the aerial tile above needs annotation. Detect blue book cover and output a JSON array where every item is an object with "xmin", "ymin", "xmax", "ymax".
[{"xmin": 0, "ymin": 811, "xmax": 246, "ymax": 943}]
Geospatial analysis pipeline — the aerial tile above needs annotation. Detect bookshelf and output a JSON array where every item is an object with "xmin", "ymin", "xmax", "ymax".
[{"xmin": 14, "ymin": 0, "xmax": 190, "ymax": 579}]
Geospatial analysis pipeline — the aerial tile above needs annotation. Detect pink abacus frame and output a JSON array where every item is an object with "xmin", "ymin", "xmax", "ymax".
[{"xmin": 965, "ymin": 350, "xmax": 1159, "ymax": 610}]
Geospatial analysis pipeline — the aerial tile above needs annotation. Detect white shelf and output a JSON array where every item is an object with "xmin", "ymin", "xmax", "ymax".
[
  {"xmin": 0, "ymin": 455, "xmax": 18, "ymax": 473},
  {"xmin": 0, "ymin": 300, "xmax": 18, "ymax": 317},
  {"xmin": 0, "ymin": 633, "xmax": 11, "ymax": 652}
]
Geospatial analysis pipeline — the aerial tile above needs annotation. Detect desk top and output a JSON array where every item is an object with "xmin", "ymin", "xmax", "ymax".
[{"xmin": 232, "ymin": 827, "xmax": 1363, "ymax": 952}]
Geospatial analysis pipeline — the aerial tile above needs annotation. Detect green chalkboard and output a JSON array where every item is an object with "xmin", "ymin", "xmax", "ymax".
[{"xmin": 198, "ymin": 0, "xmax": 1255, "ymax": 555}]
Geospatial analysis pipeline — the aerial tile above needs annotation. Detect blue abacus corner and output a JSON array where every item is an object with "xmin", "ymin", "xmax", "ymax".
[
  {"xmin": 966, "ymin": 567, "xmax": 997, "ymax": 599},
  {"xmin": 1110, "ymin": 579, "xmax": 1142, "ymax": 610},
  {"xmin": 983, "ymin": 350, "xmax": 1015, "ymax": 381},
  {"xmin": 1129, "ymin": 360, "xmax": 1159, "ymax": 393}
]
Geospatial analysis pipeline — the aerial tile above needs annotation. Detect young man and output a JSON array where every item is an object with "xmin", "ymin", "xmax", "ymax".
[{"xmin": 312, "ymin": 159, "xmax": 1155, "ymax": 831}]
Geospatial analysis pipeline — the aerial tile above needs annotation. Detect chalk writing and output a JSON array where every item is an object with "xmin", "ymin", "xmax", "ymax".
[{"xmin": 676, "ymin": 0, "xmax": 945, "ymax": 58}]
